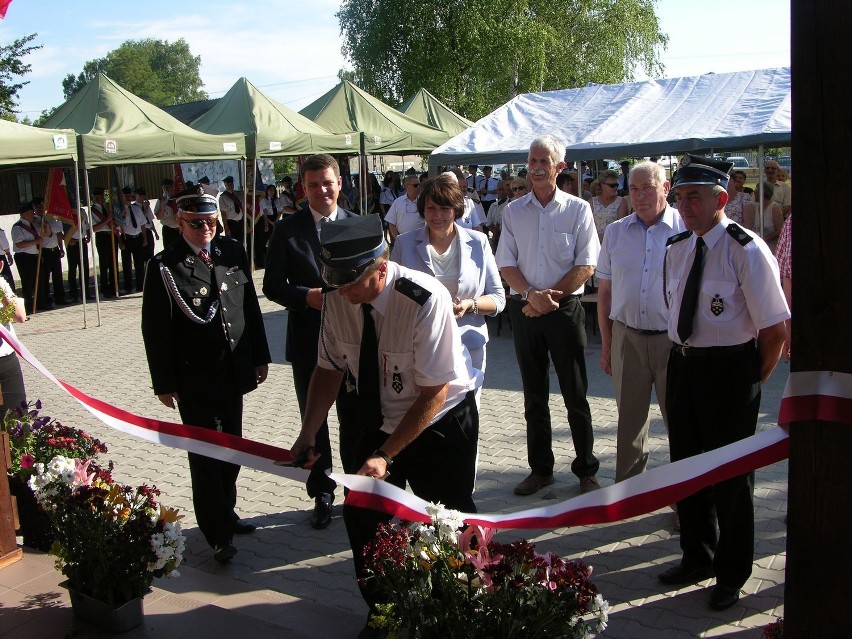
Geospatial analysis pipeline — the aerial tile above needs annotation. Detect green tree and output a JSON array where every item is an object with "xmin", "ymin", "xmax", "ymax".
[
  {"xmin": 337, "ymin": 0, "xmax": 668, "ymax": 121},
  {"xmin": 0, "ymin": 33, "xmax": 41, "ymax": 118},
  {"xmin": 62, "ymin": 38, "xmax": 208, "ymax": 106}
]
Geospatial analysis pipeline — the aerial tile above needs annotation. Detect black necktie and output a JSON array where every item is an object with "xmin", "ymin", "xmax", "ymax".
[
  {"xmin": 128, "ymin": 205, "xmax": 138, "ymax": 229},
  {"xmin": 677, "ymin": 237, "xmax": 705, "ymax": 343},
  {"xmin": 358, "ymin": 303, "xmax": 383, "ymax": 432}
]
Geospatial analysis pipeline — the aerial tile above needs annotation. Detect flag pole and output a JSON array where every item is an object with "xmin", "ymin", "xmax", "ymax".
[{"xmin": 82, "ymin": 167, "xmax": 101, "ymax": 326}]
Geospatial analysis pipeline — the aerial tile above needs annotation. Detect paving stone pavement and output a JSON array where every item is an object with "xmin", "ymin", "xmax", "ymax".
[{"xmin": 3, "ymin": 275, "xmax": 788, "ymax": 638}]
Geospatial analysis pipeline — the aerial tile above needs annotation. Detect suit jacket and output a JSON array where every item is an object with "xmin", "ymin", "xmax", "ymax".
[
  {"xmin": 262, "ymin": 207, "xmax": 357, "ymax": 362},
  {"xmin": 391, "ymin": 224, "xmax": 505, "ymax": 351},
  {"xmin": 141, "ymin": 236, "xmax": 271, "ymax": 401}
]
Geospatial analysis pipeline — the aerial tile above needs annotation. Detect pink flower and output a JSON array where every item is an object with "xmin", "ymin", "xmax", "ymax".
[
  {"xmin": 20, "ymin": 454, "xmax": 35, "ymax": 469},
  {"xmin": 72, "ymin": 458, "xmax": 96, "ymax": 486}
]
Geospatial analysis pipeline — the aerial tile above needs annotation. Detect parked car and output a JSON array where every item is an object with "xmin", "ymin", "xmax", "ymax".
[
  {"xmin": 776, "ymin": 155, "xmax": 792, "ymax": 177},
  {"xmin": 726, "ymin": 156, "xmax": 750, "ymax": 168}
]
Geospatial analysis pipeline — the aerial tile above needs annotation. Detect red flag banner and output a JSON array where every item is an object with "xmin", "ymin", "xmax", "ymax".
[
  {"xmin": 44, "ymin": 168, "xmax": 75, "ymax": 224},
  {"xmin": 173, "ymin": 163, "xmax": 185, "ymax": 193},
  {"xmin": 0, "ymin": 0, "xmax": 13, "ymax": 19}
]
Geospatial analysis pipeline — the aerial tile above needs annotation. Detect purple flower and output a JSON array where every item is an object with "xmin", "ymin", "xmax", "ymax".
[{"xmin": 20, "ymin": 454, "xmax": 35, "ymax": 468}]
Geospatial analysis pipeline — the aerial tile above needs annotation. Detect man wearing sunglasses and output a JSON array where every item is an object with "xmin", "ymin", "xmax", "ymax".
[{"xmin": 141, "ymin": 186, "xmax": 271, "ymax": 565}]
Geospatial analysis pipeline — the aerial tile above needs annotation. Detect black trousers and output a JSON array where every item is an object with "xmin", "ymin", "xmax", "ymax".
[
  {"xmin": 227, "ymin": 219, "xmax": 245, "ymax": 247},
  {"xmin": 666, "ymin": 342, "xmax": 760, "ymax": 589},
  {"xmin": 178, "ymin": 397, "xmax": 244, "ymax": 549},
  {"xmin": 507, "ymin": 296, "xmax": 599, "ymax": 479},
  {"xmin": 0, "ymin": 255, "xmax": 15, "ymax": 290},
  {"xmin": 344, "ymin": 391, "xmax": 478, "ymax": 609},
  {"xmin": 292, "ymin": 358, "xmax": 360, "ymax": 497},
  {"xmin": 144, "ymin": 228, "xmax": 156, "ymax": 261},
  {"xmin": 253, "ymin": 218, "xmax": 274, "ymax": 269},
  {"xmin": 67, "ymin": 240, "xmax": 90, "ymax": 300},
  {"xmin": 42, "ymin": 247, "xmax": 65, "ymax": 303},
  {"xmin": 161, "ymin": 225, "xmax": 180, "ymax": 248},
  {"xmin": 14, "ymin": 252, "xmax": 46, "ymax": 313},
  {"xmin": 0, "ymin": 352, "xmax": 26, "ymax": 416},
  {"xmin": 120, "ymin": 234, "xmax": 146, "ymax": 293},
  {"xmin": 95, "ymin": 232, "xmax": 116, "ymax": 297}
]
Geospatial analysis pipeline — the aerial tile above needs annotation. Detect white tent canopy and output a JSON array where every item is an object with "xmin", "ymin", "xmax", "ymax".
[{"xmin": 429, "ymin": 67, "xmax": 791, "ymax": 166}]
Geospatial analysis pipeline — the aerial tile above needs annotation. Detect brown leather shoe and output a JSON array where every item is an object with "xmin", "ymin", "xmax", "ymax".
[
  {"xmin": 514, "ymin": 473, "xmax": 554, "ymax": 496},
  {"xmin": 580, "ymin": 476, "xmax": 600, "ymax": 493}
]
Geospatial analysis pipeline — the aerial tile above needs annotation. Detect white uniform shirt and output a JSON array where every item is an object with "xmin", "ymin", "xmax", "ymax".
[
  {"xmin": 318, "ymin": 261, "xmax": 480, "ymax": 435},
  {"xmin": 771, "ymin": 180, "xmax": 791, "ymax": 210},
  {"xmin": 259, "ymin": 196, "xmax": 284, "ymax": 219},
  {"xmin": 597, "ymin": 206, "xmax": 684, "ymax": 331},
  {"xmin": 664, "ymin": 216, "xmax": 790, "ymax": 347},
  {"xmin": 385, "ymin": 195, "xmax": 424, "ymax": 235},
  {"xmin": 91, "ymin": 203, "xmax": 112, "ymax": 233},
  {"xmin": 478, "ymin": 176, "xmax": 498, "ymax": 203},
  {"xmin": 218, "ymin": 191, "xmax": 242, "ymax": 221},
  {"xmin": 11, "ymin": 219, "xmax": 40, "ymax": 255},
  {"xmin": 0, "ymin": 228, "xmax": 10, "ymax": 253},
  {"xmin": 118, "ymin": 203, "xmax": 144, "ymax": 236},
  {"xmin": 458, "ymin": 197, "xmax": 484, "ymax": 230},
  {"xmin": 69, "ymin": 213, "xmax": 91, "ymax": 240},
  {"xmin": 154, "ymin": 196, "xmax": 178, "ymax": 229},
  {"xmin": 34, "ymin": 217, "xmax": 63, "ymax": 249},
  {"xmin": 496, "ymin": 189, "xmax": 600, "ymax": 295}
]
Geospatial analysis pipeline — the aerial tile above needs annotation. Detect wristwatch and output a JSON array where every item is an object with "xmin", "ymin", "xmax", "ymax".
[{"xmin": 521, "ymin": 285, "xmax": 535, "ymax": 301}]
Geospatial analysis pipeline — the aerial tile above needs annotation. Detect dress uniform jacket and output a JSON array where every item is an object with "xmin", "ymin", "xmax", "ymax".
[{"xmin": 142, "ymin": 236, "xmax": 270, "ymax": 402}]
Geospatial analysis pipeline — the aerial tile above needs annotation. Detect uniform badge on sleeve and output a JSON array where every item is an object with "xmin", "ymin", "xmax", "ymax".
[
  {"xmin": 192, "ymin": 298, "xmax": 201, "ymax": 307},
  {"xmin": 711, "ymin": 294, "xmax": 724, "ymax": 316}
]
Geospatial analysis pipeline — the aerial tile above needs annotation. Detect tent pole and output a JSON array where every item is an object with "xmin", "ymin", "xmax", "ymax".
[
  {"xmin": 360, "ymin": 133, "xmax": 367, "ymax": 215},
  {"xmin": 73, "ymin": 160, "xmax": 88, "ymax": 328},
  {"xmin": 82, "ymin": 168, "xmax": 101, "ymax": 327},
  {"xmin": 242, "ymin": 158, "xmax": 249, "ymax": 254}
]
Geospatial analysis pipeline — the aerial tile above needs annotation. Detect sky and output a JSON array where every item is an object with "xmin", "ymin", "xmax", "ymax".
[{"xmin": 1, "ymin": 0, "xmax": 790, "ymax": 120}]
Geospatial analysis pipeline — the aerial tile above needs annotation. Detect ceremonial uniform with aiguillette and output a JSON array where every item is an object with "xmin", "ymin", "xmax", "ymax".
[
  {"xmin": 658, "ymin": 154, "xmax": 789, "ymax": 610},
  {"xmin": 141, "ymin": 190, "xmax": 270, "ymax": 561}
]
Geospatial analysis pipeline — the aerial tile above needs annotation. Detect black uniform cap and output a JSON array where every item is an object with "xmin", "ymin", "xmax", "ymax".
[
  {"xmin": 175, "ymin": 185, "xmax": 218, "ymax": 215},
  {"xmin": 319, "ymin": 214, "xmax": 387, "ymax": 288},
  {"xmin": 91, "ymin": 187, "xmax": 105, "ymax": 196},
  {"xmin": 18, "ymin": 202, "xmax": 35, "ymax": 214},
  {"xmin": 671, "ymin": 154, "xmax": 734, "ymax": 190},
  {"xmin": 134, "ymin": 187, "xmax": 147, "ymax": 196}
]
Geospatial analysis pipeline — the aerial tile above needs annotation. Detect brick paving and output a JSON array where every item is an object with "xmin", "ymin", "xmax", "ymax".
[{"xmin": 0, "ymin": 275, "xmax": 788, "ymax": 638}]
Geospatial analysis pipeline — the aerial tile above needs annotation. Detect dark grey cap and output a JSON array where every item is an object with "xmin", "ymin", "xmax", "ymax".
[{"xmin": 319, "ymin": 214, "xmax": 386, "ymax": 288}]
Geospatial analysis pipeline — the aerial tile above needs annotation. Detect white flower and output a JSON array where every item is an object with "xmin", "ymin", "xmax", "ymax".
[{"xmin": 593, "ymin": 594, "xmax": 610, "ymax": 632}]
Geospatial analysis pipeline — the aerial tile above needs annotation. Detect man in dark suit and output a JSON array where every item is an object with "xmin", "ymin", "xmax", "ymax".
[
  {"xmin": 141, "ymin": 187, "xmax": 271, "ymax": 564},
  {"xmin": 263, "ymin": 154, "xmax": 359, "ymax": 530}
]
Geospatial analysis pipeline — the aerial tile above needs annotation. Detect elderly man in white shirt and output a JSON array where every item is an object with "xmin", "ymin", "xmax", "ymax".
[
  {"xmin": 597, "ymin": 161, "xmax": 684, "ymax": 483},
  {"xmin": 496, "ymin": 135, "xmax": 601, "ymax": 496}
]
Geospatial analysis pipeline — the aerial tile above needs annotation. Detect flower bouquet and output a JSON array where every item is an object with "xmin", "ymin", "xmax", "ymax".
[
  {"xmin": 2, "ymin": 400, "xmax": 108, "ymax": 549},
  {"xmin": 361, "ymin": 504, "xmax": 609, "ymax": 639},
  {"xmin": 29, "ymin": 455, "xmax": 185, "ymax": 619}
]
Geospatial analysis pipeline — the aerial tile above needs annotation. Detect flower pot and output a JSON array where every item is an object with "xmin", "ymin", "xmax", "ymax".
[
  {"xmin": 62, "ymin": 581, "xmax": 144, "ymax": 633},
  {"xmin": 7, "ymin": 475, "xmax": 54, "ymax": 551}
]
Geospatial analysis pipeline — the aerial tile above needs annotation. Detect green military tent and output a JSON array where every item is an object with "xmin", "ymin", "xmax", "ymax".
[
  {"xmin": 0, "ymin": 119, "xmax": 78, "ymax": 168},
  {"xmin": 299, "ymin": 80, "xmax": 450, "ymax": 155},
  {"xmin": 44, "ymin": 73, "xmax": 245, "ymax": 168},
  {"xmin": 190, "ymin": 77, "xmax": 353, "ymax": 158},
  {"xmin": 399, "ymin": 89, "xmax": 473, "ymax": 138}
]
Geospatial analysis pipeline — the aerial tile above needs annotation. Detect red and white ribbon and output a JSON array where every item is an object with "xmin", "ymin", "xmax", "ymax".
[
  {"xmin": 3, "ymin": 326, "xmax": 790, "ymax": 530},
  {"xmin": 778, "ymin": 370, "xmax": 852, "ymax": 426}
]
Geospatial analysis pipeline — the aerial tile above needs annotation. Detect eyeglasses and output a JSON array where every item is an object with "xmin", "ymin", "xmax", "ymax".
[
  {"xmin": 407, "ymin": 183, "xmax": 420, "ymax": 187},
  {"xmin": 182, "ymin": 218, "xmax": 218, "ymax": 229},
  {"xmin": 511, "ymin": 187, "xmax": 526, "ymax": 192},
  {"xmin": 604, "ymin": 182, "xmax": 619, "ymax": 188}
]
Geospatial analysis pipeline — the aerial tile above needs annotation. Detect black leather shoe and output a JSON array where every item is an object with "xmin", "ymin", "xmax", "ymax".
[
  {"xmin": 709, "ymin": 584, "xmax": 740, "ymax": 610},
  {"xmin": 310, "ymin": 493, "xmax": 334, "ymax": 529},
  {"xmin": 232, "ymin": 520, "xmax": 256, "ymax": 535},
  {"xmin": 213, "ymin": 543, "xmax": 237, "ymax": 564},
  {"xmin": 658, "ymin": 563, "xmax": 715, "ymax": 585}
]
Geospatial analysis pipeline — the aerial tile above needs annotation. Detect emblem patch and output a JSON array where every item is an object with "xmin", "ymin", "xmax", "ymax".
[
  {"xmin": 192, "ymin": 298, "xmax": 201, "ymax": 307},
  {"xmin": 221, "ymin": 283, "xmax": 228, "ymax": 292},
  {"xmin": 199, "ymin": 286, "xmax": 208, "ymax": 295},
  {"xmin": 184, "ymin": 255, "xmax": 196, "ymax": 266},
  {"xmin": 392, "ymin": 370, "xmax": 404, "ymax": 394},
  {"xmin": 710, "ymin": 294, "xmax": 724, "ymax": 316},
  {"xmin": 214, "ymin": 246, "xmax": 222, "ymax": 257}
]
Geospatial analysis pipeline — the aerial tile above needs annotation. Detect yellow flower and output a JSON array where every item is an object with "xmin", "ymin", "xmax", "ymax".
[{"xmin": 159, "ymin": 504, "xmax": 184, "ymax": 524}]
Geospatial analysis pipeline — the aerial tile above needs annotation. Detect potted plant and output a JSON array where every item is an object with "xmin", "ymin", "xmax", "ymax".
[
  {"xmin": 2, "ymin": 400, "xmax": 108, "ymax": 550},
  {"xmin": 361, "ymin": 503, "xmax": 610, "ymax": 639},
  {"xmin": 29, "ymin": 455, "xmax": 185, "ymax": 632}
]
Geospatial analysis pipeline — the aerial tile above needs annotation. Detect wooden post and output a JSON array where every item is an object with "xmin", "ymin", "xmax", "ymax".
[
  {"xmin": 785, "ymin": 2, "xmax": 852, "ymax": 636},
  {"xmin": 0, "ymin": 433, "xmax": 24, "ymax": 567}
]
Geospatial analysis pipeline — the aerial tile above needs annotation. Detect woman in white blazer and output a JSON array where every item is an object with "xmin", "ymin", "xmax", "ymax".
[{"xmin": 391, "ymin": 174, "xmax": 505, "ymax": 375}]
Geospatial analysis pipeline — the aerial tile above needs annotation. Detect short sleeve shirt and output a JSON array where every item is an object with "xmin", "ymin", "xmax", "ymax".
[
  {"xmin": 664, "ymin": 216, "xmax": 790, "ymax": 346},
  {"xmin": 385, "ymin": 195, "xmax": 423, "ymax": 235}
]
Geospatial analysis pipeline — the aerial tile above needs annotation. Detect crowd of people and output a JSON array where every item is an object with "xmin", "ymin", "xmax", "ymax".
[{"xmin": 4, "ymin": 143, "xmax": 791, "ymax": 639}]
